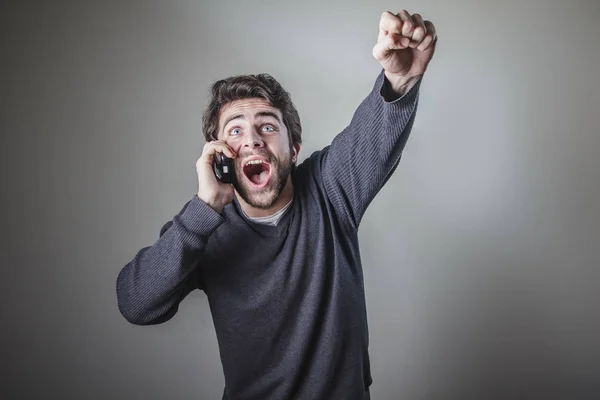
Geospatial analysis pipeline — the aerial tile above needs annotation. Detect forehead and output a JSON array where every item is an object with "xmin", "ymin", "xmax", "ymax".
[{"xmin": 219, "ymin": 98, "xmax": 282, "ymax": 125}]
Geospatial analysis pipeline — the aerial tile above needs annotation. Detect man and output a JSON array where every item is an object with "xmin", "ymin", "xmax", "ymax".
[{"xmin": 117, "ymin": 9, "xmax": 437, "ymax": 400}]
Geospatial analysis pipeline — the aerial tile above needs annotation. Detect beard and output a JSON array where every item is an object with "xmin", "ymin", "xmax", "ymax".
[{"xmin": 232, "ymin": 148, "xmax": 293, "ymax": 210}]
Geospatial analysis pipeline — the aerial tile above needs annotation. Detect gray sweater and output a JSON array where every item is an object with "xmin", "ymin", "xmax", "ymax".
[{"xmin": 116, "ymin": 70, "xmax": 421, "ymax": 400}]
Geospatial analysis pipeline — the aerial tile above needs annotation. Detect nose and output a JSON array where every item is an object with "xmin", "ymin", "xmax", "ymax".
[{"xmin": 244, "ymin": 129, "xmax": 264, "ymax": 149}]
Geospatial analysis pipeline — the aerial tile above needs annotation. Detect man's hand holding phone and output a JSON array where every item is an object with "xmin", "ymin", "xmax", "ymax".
[{"xmin": 196, "ymin": 141, "xmax": 236, "ymax": 214}]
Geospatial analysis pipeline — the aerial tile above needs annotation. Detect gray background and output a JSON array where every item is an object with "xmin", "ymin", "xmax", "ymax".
[{"xmin": 2, "ymin": 0, "xmax": 599, "ymax": 399}]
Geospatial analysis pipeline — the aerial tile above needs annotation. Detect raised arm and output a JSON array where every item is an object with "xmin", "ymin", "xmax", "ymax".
[
  {"xmin": 320, "ymin": 10, "xmax": 437, "ymax": 228},
  {"xmin": 116, "ymin": 196, "xmax": 224, "ymax": 325},
  {"xmin": 319, "ymin": 72, "xmax": 420, "ymax": 228}
]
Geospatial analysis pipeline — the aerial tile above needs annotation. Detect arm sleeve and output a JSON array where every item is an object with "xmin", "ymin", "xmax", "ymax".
[
  {"xmin": 320, "ymin": 70, "xmax": 422, "ymax": 229},
  {"xmin": 116, "ymin": 195, "xmax": 224, "ymax": 325}
]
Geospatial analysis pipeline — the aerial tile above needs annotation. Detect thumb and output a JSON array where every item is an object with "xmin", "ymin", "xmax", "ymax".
[{"xmin": 372, "ymin": 35, "xmax": 409, "ymax": 61}]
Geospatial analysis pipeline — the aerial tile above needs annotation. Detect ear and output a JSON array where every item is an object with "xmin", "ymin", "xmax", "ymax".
[{"xmin": 291, "ymin": 143, "xmax": 301, "ymax": 163}]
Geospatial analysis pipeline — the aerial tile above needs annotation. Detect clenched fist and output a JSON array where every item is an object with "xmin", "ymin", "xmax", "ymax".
[{"xmin": 373, "ymin": 10, "xmax": 437, "ymax": 93}]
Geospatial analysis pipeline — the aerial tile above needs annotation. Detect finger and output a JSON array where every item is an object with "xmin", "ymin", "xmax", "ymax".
[
  {"xmin": 416, "ymin": 35, "xmax": 434, "ymax": 52},
  {"xmin": 424, "ymin": 20, "xmax": 437, "ymax": 41},
  {"xmin": 409, "ymin": 13, "xmax": 426, "ymax": 48},
  {"xmin": 397, "ymin": 10, "xmax": 414, "ymax": 37},
  {"xmin": 203, "ymin": 141, "xmax": 236, "ymax": 158},
  {"xmin": 377, "ymin": 29, "xmax": 409, "ymax": 48},
  {"xmin": 379, "ymin": 11, "xmax": 402, "ymax": 36},
  {"xmin": 372, "ymin": 35, "xmax": 409, "ymax": 60},
  {"xmin": 417, "ymin": 21, "xmax": 437, "ymax": 51}
]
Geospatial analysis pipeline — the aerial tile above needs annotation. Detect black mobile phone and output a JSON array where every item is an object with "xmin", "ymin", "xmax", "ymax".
[{"xmin": 213, "ymin": 152, "xmax": 233, "ymax": 184}]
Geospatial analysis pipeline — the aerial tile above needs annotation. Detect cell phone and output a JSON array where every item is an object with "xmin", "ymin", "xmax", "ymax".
[{"xmin": 213, "ymin": 152, "xmax": 233, "ymax": 184}]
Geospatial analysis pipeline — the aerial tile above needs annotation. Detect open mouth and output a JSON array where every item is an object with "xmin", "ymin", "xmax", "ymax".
[{"xmin": 242, "ymin": 159, "xmax": 272, "ymax": 188}]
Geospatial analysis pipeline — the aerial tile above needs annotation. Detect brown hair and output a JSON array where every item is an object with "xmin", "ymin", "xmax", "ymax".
[{"xmin": 202, "ymin": 74, "xmax": 302, "ymax": 149}]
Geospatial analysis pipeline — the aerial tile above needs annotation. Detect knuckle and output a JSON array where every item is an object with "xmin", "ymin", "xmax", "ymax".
[{"xmin": 203, "ymin": 143, "xmax": 217, "ymax": 155}]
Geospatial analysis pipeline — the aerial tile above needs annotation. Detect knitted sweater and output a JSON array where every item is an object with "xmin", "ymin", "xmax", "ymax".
[{"xmin": 117, "ymin": 70, "xmax": 421, "ymax": 400}]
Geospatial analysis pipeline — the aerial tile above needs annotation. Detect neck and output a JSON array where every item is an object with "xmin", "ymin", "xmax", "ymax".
[{"xmin": 235, "ymin": 176, "xmax": 294, "ymax": 218}]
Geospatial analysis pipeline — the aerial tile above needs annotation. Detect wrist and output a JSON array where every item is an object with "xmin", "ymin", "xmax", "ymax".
[
  {"xmin": 383, "ymin": 72, "xmax": 421, "ymax": 97},
  {"xmin": 197, "ymin": 193, "xmax": 224, "ymax": 214}
]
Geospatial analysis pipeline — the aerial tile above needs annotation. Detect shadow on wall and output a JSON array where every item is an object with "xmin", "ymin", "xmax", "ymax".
[{"xmin": 413, "ymin": 235, "xmax": 599, "ymax": 399}]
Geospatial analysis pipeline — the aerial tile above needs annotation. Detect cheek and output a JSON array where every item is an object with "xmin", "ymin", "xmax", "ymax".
[
  {"xmin": 227, "ymin": 138, "xmax": 244, "ymax": 152},
  {"xmin": 273, "ymin": 145, "xmax": 291, "ymax": 162}
]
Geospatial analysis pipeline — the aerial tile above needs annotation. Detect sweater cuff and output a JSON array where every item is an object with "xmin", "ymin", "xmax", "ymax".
[
  {"xmin": 178, "ymin": 195, "xmax": 225, "ymax": 236},
  {"xmin": 376, "ymin": 69, "xmax": 422, "ymax": 105}
]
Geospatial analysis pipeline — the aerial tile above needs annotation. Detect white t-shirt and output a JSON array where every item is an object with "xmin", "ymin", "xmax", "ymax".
[{"xmin": 246, "ymin": 199, "xmax": 293, "ymax": 226}]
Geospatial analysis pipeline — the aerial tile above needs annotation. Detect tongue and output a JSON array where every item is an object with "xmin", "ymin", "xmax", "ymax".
[{"xmin": 250, "ymin": 170, "xmax": 269, "ymax": 185}]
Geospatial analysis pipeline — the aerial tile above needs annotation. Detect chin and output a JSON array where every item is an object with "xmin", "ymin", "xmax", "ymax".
[
  {"xmin": 234, "ymin": 168, "xmax": 290, "ymax": 210},
  {"xmin": 242, "ymin": 190, "xmax": 280, "ymax": 210},
  {"xmin": 234, "ymin": 178, "xmax": 284, "ymax": 210}
]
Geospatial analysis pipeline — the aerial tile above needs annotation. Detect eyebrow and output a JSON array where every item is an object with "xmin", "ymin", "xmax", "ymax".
[{"xmin": 223, "ymin": 111, "xmax": 282, "ymax": 129}]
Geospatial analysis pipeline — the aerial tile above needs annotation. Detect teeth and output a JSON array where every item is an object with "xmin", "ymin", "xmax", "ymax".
[{"xmin": 245, "ymin": 160, "xmax": 265, "ymax": 167}]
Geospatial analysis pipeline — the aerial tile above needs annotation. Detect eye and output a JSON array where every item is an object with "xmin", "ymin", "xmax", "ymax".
[
  {"xmin": 262, "ymin": 125, "xmax": 275, "ymax": 132},
  {"xmin": 230, "ymin": 127, "xmax": 242, "ymax": 136}
]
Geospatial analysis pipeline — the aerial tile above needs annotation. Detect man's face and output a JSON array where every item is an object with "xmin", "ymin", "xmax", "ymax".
[{"xmin": 217, "ymin": 98, "xmax": 299, "ymax": 210}]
